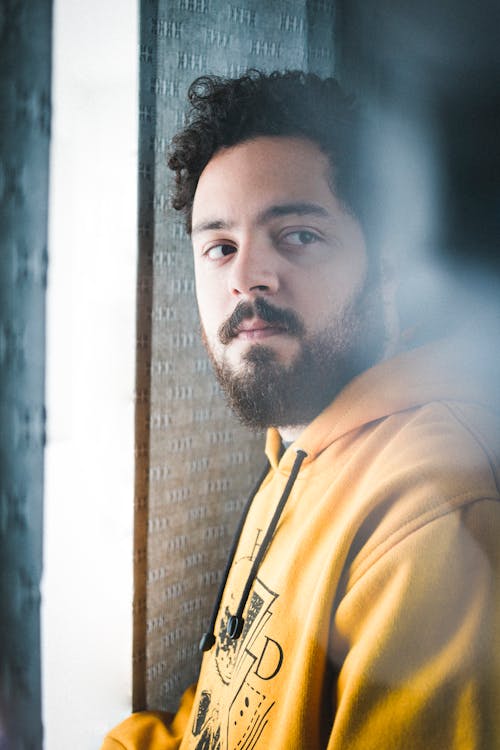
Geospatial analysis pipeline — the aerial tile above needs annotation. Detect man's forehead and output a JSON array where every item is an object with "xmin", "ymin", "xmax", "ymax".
[
  {"xmin": 193, "ymin": 136, "xmax": 332, "ymax": 193},
  {"xmin": 191, "ymin": 136, "xmax": 339, "ymax": 236}
]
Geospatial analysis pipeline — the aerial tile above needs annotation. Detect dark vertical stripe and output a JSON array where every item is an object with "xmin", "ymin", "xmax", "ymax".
[
  {"xmin": 133, "ymin": 0, "xmax": 160, "ymax": 713},
  {"xmin": 0, "ymin": 1, "xmax": 52, "ymax": 747}
]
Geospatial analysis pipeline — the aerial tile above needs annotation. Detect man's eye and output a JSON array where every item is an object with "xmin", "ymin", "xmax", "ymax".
[
  {"xmin": 205, "ymin": 244, "xmax": 236, "ymax": 260},
  {"xmin": 282, "ymin": 230, "xmax": 320, "ymax": 246}
]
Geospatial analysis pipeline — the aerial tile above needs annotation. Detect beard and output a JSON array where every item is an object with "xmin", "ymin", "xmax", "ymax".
[{"xmin": 202, "ymin": 282, "xmax": 386, "ymax": 431}]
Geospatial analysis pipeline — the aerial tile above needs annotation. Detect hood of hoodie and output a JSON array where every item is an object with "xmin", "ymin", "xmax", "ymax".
[{"xmin": 266, "ymin": 327, "xmax": 500, "ymax": 471}]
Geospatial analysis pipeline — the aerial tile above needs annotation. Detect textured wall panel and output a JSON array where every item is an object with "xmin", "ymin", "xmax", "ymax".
[
  {"xmin": 136, "ymin": 0, "xmax": 337, "ymax": 712},
  {"xmin": 0, "ymin": 1, "xmax": 52, "ymax": 747}
]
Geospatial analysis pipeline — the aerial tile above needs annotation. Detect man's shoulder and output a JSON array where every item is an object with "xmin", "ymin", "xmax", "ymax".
[
  {"xmin": 387, "ymin": 397, "xmax": 500, "ymax": 497},
  {"xmin": 341, "ymin": 396, "xmax": 500, "ymax": 586}
]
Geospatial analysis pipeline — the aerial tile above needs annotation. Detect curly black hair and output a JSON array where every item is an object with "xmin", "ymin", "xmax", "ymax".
[{"xmin": 168, "ymin": 70, "xmax": 372, "ymax": 235}]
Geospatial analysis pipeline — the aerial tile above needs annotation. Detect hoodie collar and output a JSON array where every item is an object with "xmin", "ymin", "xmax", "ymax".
[{"xmin": 266, "ymin": 332, "xmax": 500, "ymax": 469}]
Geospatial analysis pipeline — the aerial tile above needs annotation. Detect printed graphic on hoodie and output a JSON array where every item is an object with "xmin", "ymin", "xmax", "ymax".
[{"xmin": 191, "ymin": 577, "xmax": 283, "ymax": 750}]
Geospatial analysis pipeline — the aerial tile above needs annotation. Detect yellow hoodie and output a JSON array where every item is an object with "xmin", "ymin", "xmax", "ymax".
[{"xmin": 102, "ymin": 335, "xmax": 500, "ymax": 749}]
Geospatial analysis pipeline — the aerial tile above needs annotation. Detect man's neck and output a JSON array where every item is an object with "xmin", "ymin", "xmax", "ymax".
[{"xmin": 278, "ymin": 424, "xmax": 307, "ymax": 444}]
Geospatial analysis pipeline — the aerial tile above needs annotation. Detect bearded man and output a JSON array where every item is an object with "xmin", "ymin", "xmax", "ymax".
[{"xmin": 102, "ymin": 71, "xmax": 500, "ymax": 750}]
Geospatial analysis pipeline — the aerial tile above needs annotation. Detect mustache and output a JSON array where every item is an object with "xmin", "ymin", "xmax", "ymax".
[{"xmin": 218, "ymin": 297, "xmax": 305, "ymax": 345}]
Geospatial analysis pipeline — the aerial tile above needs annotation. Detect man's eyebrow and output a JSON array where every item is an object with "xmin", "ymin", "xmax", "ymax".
[
  {"xmin": 191, "ymin": 218, "xmax": 234, "ymax": 236},
  {"xmin": 191, "ymin": 202, "xmax": 329, "ymax": 236}
]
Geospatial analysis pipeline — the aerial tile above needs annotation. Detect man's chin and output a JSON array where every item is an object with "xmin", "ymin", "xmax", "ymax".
[
  {"xmin": 202, "ymin": 286, "xmax": 386, "ymax": 430},
  {"xmin": 210, "ymin": 340, "xmax": 335, "ymax": 431},
  {"xmin": 225, "ymin": 338, "xmax": 300, "ymax": 373}
]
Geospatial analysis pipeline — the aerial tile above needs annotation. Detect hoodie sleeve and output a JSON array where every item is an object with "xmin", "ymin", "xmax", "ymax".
[
  {"xmin": 100, "ymin": 684, "xmax": 196, "ymax": 750},
  {"xmin": 327, "ymin": 499, "xmax": 500, "ymax": 750}
]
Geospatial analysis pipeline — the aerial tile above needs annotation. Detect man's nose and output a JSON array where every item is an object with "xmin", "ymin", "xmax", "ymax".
[{"xmin": 228, "ymin": 240, "xmax": 279, "ymax": 297}]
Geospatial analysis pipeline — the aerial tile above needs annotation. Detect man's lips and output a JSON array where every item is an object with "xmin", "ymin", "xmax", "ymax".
[
  {"xmin": 235, "ymin": 318, "xmax": 288, "ymax": 341},
  {"xmin": 217, "ymin": 298, "xmax": 305, "ymax": 345}
]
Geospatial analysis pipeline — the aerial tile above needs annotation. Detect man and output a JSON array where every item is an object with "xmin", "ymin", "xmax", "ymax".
[{"xmin": 102, "ymin": 71, "xmax": 500, "ymax": 749}]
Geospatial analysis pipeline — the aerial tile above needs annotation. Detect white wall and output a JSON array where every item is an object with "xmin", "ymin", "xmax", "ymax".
[{"xmin": 43, "ymin": 2, "xmax": 138, "ymax": 747}]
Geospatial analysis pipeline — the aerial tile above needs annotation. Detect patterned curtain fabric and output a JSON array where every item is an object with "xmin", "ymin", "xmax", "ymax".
[
  {"xmin": 136, "ymin": 0, "xmax": 337, "ymax": 712},
  {"xmin": 0, "ymin": 1, "xmax": 52, "ymax": 747}
]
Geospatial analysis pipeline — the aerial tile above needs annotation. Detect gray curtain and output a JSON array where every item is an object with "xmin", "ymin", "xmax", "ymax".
[
  {"xmin": 136, "ymin": 0, "xmax": 338, "ymax": 713},
  {"xmin": 0, "ymin": 1, "xmax": 52, "ymax": 747}
]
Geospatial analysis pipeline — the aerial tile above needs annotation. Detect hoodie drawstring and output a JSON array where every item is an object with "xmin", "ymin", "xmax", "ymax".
[{"xmin": 200, "ymin": 448, "xmax": 307, "ymax": 652}]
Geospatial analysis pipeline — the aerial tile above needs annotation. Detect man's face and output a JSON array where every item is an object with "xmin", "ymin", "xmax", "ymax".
[{"xmin": 191, "ymin": 136, "xmax": 386, "ymax": 431}]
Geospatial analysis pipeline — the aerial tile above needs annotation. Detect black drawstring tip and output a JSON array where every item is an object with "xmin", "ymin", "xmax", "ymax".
[
  {"xmin": 226, "ymin": 614, "xmax": 244, "ymax": 639},
  {"xmin": 199, "ymin": 632, "xmax": 216, "ymax": 652}
]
